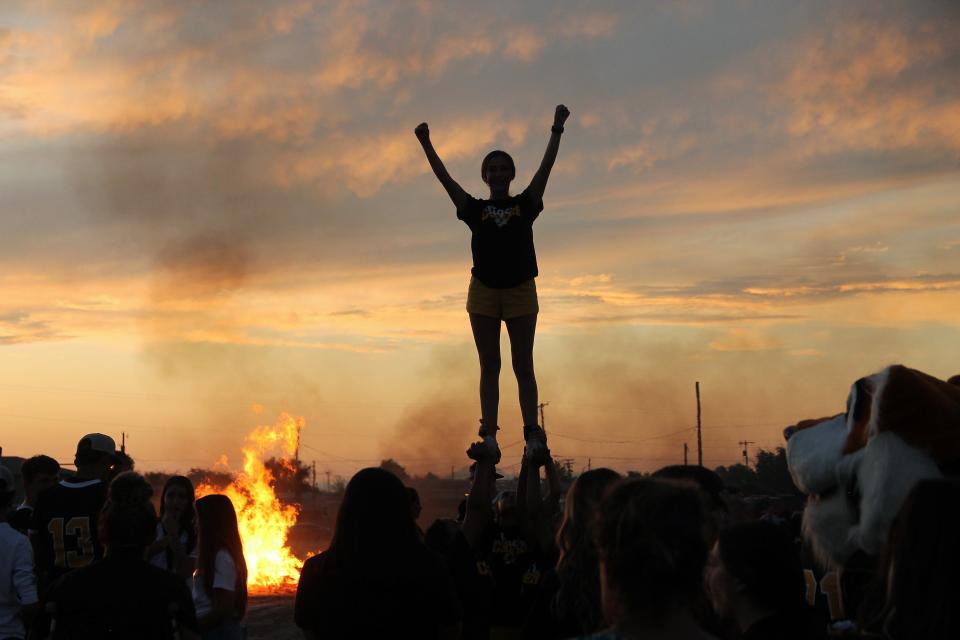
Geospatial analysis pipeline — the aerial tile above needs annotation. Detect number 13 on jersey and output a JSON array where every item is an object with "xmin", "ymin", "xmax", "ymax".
[{"xmin": 48, "ymin": 516, "xmax": 95, "ymax": 569}]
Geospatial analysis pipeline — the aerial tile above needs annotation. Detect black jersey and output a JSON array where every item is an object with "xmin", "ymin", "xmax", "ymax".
[{"xmin": 31, "ymin": 478, "xmax": 108, "ymax": 592}]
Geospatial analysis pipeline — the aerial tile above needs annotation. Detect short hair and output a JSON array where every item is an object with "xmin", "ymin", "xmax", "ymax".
[
  {"xmin": 652, "ymin": 465, "xmax": 726, "ymax": 512},
  {"xmin": 594, "ymin": 478, "xmax": 708, "ymax": 620},
  {"xmin": 481, "ymin": 150, "xmax": 515, "ymax": 183},
  {"xmin": 21, "ymin": 455, "xmax": 60, "ymax": 483}
]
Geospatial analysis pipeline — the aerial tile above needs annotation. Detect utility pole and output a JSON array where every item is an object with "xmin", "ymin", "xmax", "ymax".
[
  {"xmin": 451, "ymin": 465, "xmax": 455, "ymax": 480},
  {"xmin": 538, "ymin": 402, "xmax": 549, "ymax": 430},
  {"xmin": 587, "ymin": 458, "xmax": 592, "ymax": 472},
  {"xmin": 683, "ymin": 442, "xmax": 689, "ymax": 465},
  {"xmin": 695, "ymin": 382, "xmax": 703, "ymax": 467},
  {"xmin": 740, "ymin": 440, "xmax": 756, "ymax": 467},
  {"xmin": 325, "ymin": 470, "xmax": 331, "ymax": 491},
  {"xmin": 120, "ymin": 432, "xmax": 127, "ymax": 455},
  {"xmin": 294, "ymin": 422, "xmax": 302, "ymax": 464},
  {"xmin": 311, "ymin": 461, "xmax": 316, "ymax": 490}
]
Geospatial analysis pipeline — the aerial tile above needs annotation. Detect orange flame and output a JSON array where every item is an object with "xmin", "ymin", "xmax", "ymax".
[{"xmin": 197, "ymin": 412, "xmax": 305, "ymax": 592}]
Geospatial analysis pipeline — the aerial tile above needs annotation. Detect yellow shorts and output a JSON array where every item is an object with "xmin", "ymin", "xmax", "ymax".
[{"xmin": 466, "ymin": 277, "xmax": 539, "ymax": 320}]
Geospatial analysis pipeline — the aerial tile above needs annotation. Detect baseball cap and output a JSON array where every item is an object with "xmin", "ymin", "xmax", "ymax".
[
  {"xmin": 0, "ymin": 465, "xmax": 14, "ymax": 493},
  {"xmin": 75, "ymin": 433, "xmax": 119, "ymax": 461}
]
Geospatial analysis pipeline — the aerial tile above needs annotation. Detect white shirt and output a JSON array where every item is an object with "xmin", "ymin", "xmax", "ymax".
[
  {"xmin": 0, "ymin": 522, "xmax": 38, "ymax": 639},
  {"xmin": 192, "ymin": 549, "xmax": 237, "ymax": 618}
]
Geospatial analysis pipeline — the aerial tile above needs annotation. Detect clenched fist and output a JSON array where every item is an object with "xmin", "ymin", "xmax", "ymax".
[
  {"xmin": 414, "ymin": 122, "xmax": 430, "ymax": 142},
  {"xmin": 554, "ymin": 105, "xmax": 570, "ymax": 128}
]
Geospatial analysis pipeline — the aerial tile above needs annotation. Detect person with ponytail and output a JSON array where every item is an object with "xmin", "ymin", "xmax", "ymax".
[{"xmin": 193, "ymin": 495, "xmax": 247, "ymax": 640}]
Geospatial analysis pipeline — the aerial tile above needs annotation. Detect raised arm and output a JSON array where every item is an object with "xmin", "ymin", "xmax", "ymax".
[
  {"xmin": 415, "ymin": 123, "xmax": 470, "ymax": 211},
  {"xmin": 462, "ymin": 455, "xmax": 495, "ymax": 549},
  {"xmin": 526, "ymin": 104, "xmax": 570, "ymax": 203}
]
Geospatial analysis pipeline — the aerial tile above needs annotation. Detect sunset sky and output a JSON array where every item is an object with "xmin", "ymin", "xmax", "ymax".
[{"xmin": 2, "ymin": 0, "xmax": 958, "ymax": 479}]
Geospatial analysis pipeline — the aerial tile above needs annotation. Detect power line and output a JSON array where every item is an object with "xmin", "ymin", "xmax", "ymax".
[{"xmin": 548, "ymin": 426, "xmax": 694, "ymax": 445}]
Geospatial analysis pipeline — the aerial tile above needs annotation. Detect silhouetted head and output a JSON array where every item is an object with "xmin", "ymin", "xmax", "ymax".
[
  {"xmin": 424, "ymin": 518, "xmax": 461, "ymax": 556},
  {"xmin": 705, "ymin": 521, "xmax": 805, "ymax": 621},
  {"xmin": 653, "ymin": 464, "xmax": 728, "ymax": 540},
  {"xmin": 870, "ymin": 478, "xmax": 960, "ymax": 639},
  {"xmin": 74, "ymin": 433, "xmax": 119, "ymax": 481},
  {"xmin": 557, "ymin": 468, "xmax": 621, "ymax": 568},
  {"xmin": 21, "ymin": 455, "xmax": 60, "ymax": 501},
  {"xmin": 99, "ymin": 471, "xmax": 156, "ymax": 551},
  {"xmin": 329, "ymin": 467, "xmax": 423, "ymax": 572},
  {"xmin": 493, "ymin": 489, "xmax": 520, "ymax": 530},
  {"xmin": 595, "ymin": 477, "xmax": 709, "ymax": 625},
  {"xmin": 481, "ymin": 150, "xmax": 515, "ymax": 192}
]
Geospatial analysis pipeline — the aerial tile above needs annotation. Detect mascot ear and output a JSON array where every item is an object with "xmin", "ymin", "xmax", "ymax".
[{"xmin": 843, "ymin": 376, "xmax": 874, "ymax": 454}]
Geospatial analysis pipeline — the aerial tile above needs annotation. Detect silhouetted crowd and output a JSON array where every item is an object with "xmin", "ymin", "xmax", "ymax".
[{"xmin": 2, "ymin": 430, "xmax": 959, "ymax": 639}]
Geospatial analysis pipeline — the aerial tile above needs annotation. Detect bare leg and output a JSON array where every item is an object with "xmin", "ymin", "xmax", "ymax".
[
  {"xmin": 470, "ymin": 313, "xmax": 502, "ymax": 434},
  {"xmin": 506, "ymin": 313, "xmax": 538, "ymax": 427}
]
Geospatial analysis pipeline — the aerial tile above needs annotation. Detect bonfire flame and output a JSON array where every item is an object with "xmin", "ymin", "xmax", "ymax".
[{"xmin": 197, "ymin": 412, "xmax": 305, "ymax": 591}]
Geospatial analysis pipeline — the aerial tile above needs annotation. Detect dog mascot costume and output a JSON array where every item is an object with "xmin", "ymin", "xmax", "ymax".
[{"xmin": 784, "ymin": 365, "xmax": 960, "ymax": 624}]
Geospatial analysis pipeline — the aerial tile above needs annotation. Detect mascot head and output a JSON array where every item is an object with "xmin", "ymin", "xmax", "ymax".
[{"xmin": 785, "ymin": 365, "xmax": 960, "ymax": 566}]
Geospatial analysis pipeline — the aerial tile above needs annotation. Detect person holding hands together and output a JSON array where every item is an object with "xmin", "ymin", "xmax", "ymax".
[{"xmin": 415, "ymin": 105, "xmax": 570, "ymax": 463}]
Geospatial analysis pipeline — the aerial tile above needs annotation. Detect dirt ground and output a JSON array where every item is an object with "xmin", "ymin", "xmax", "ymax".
[{"xmin": 246, "ymin": 592, "xmax": 299, "ymax": 639}]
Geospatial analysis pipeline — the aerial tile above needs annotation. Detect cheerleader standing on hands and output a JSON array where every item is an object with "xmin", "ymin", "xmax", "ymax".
[{"xmin": 415, "ymin": 105, "xmax": 570, "ymax": 463}]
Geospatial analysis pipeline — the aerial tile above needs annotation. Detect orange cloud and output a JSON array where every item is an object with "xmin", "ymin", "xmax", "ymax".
[
  {"xmin": 503, "ymin": 28, "xmax": 546, "ymax": 62},
  {"xmin": 775, "ymin": 17, "xmax": 960, "ymax": 152},
  {"xmin": 274, "ymin": 112, "xmax": 531, "ymax": 196},
  {"xmin": 709, "ymin": 329, "xmax": 783, "ymax": 352}
]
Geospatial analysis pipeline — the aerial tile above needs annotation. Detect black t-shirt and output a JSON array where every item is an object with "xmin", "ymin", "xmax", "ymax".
[
  {"xmin": 457, "ymin": 188, "xmax": 544, "ymax": 288},
  {"xmin": 32, "ymin": 479, "xmax": 108, "ymax": 592},
  {"xmin": 46, "ymin": 553, "xmax": 198, "ymax": 639},
  {"xmin": 441, "ymin": 529, "xmax": 495, "ymax": 640},
  {"xmin": 294, "ymin": 548, "xmax": 462, "ymax": 639},
  {"xmin": 476, "ymin": 523, "xmax": 546, "ymax": 630}
]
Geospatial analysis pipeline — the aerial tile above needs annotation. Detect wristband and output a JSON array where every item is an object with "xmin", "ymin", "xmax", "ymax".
[{"xmin": 551, "ymin": 125, "xmax": 564, "ymax": 134}]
